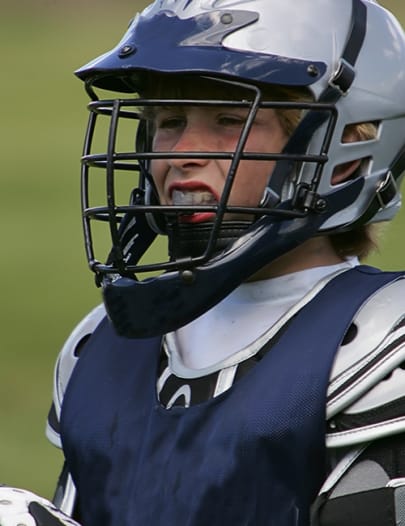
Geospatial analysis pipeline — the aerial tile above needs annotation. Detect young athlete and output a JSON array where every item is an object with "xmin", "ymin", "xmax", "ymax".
[{"xmin": 1, "ymin": 1, "xmax": 405, "ymax": 525}]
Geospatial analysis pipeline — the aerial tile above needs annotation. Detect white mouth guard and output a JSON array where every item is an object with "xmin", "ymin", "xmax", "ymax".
[{"xmin": 171, "ymin": 189, "xmax": 217, "ymax": 206}]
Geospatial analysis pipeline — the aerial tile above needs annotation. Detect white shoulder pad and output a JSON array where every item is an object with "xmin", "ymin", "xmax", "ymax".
[
  {"xmin": 46, "ymin": 304, "xmax": 106, "ymax": 448},
  {"xmin": 326, "ymin": 277, "xmax": 405, "ymax": 448}
]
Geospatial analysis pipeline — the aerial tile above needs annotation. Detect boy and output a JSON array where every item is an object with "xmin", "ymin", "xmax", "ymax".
[{"xmin": 1, "ymin": 1, "xmax": 405, "ymax": 525}]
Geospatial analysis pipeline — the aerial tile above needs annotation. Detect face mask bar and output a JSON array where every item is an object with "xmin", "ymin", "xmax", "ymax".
[{"xmin": 81, "ymin": 78, "xmax": 338, "ymax": 281}]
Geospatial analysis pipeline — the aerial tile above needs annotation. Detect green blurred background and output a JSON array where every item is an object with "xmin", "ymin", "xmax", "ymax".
[{"xmin": 1, "ymin": 0, "xmax": 404, "ymax": 499}]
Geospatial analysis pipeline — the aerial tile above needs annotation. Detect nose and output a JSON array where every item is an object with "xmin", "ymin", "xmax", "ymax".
[{"xmin": 169, "ymin": 120, "xmax": 214, "ymax": 170}]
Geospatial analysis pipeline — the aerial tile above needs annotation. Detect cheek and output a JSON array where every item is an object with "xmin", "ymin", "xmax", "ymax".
[
  {"xmin": 152, "ymin": 131, "xmax": 173, "ymax": 152},
  {"xmin": 230, "ymin": 160, "xmax": 275, "ymax": 205},
  {"xmin": 230, "ymin": 126, "xmax": 287, "ymax": 205},
  {"xmin": 150, "ymin": 160, "xmax": 168, "ymax": 203}
]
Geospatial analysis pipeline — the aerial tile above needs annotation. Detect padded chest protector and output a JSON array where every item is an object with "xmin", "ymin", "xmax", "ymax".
[{"xmin": 60, "ymin": 267, "xmax": 401, "ymax": 526}]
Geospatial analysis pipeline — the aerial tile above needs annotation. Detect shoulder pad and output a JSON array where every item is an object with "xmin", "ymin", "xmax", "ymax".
[
  {"xmin": 46, "ymin": 304, "xmax": 106, "ymax": 447},
  {"xmin": 326, "ymin": 277, "xmax": 405, "ymax": 448}
]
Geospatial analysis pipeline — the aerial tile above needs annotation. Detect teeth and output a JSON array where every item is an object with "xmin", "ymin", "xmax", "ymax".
[{"xmin": 171, "ymin": 189, "xmax": 217, "ymax": 206}]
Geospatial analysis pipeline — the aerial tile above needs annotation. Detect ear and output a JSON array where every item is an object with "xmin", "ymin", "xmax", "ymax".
[{"xmin": 331, "ymin": 159, "xmax": 362, "ymax": 185}]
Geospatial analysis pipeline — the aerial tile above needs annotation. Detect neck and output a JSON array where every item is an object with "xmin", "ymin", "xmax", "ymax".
[{"xmin": 249, "ymin": 236, "xmax": 345, "ymax": 281}]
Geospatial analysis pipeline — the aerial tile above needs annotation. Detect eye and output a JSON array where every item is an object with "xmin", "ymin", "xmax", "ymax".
[
  {"xmin": 154, "ymin": 112, "xmax": 186, "ymax": 131},
  {"xmin": 216, "ymin": 113, "xmax": 247, "ymax": 127}
]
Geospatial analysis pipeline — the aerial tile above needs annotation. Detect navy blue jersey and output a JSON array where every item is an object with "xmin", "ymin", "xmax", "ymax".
[{"xmin": 60, "ymin": 266, "xmax": 403, "ymax": 526}]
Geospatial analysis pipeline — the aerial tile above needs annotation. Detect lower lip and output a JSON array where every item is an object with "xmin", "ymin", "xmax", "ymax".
[{"xmin": 179, "ymin": 212, "xmax": 216, "ymax": 224}]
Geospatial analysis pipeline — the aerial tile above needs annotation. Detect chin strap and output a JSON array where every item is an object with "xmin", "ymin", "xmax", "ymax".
[
  {"xmin": 102, "ymin": 178, "xmax": 364, "ymax": 339},
  {"xmin": 167, "ymin": 220, "xmax": 252, "ymax": 260}
]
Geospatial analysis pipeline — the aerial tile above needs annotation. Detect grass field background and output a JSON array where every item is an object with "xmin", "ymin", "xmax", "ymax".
[{"xmin": 1, "ymin": 0, "xmax": 404, "ymax": 499}]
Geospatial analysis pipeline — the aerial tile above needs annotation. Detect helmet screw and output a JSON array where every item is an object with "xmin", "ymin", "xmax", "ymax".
[
  {"xmin": 180, "ymin": 270, "xmax": 196, "ymax": 284},
  {"xmin": 220, "ymin": 13, "xmax": 233, "ymax": 25},
  {"xmin": 315, "ymin": 198, "xmax": 327, "ymax": 212},
  {"xmin": 307, "ymin": 64, "xmax": 320, "ymax": 77},
  {"xmin": 119, "ymin": 44, "xmax": 137, "ymax": 58}
]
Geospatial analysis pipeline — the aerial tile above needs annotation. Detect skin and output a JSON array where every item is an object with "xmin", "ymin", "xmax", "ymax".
[
  {"xmin": 150, "ymin": 103, "xmax": 355, "ymax": 279},
  {"xmin": 151, "ymin": 105, "xmax": 286, "ymax": 217}
]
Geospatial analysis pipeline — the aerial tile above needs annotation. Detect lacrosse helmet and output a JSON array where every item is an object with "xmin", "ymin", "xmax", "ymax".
[{"xmin": 76, "ymin": 0, "xmax": 405, "ymax": 338}]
